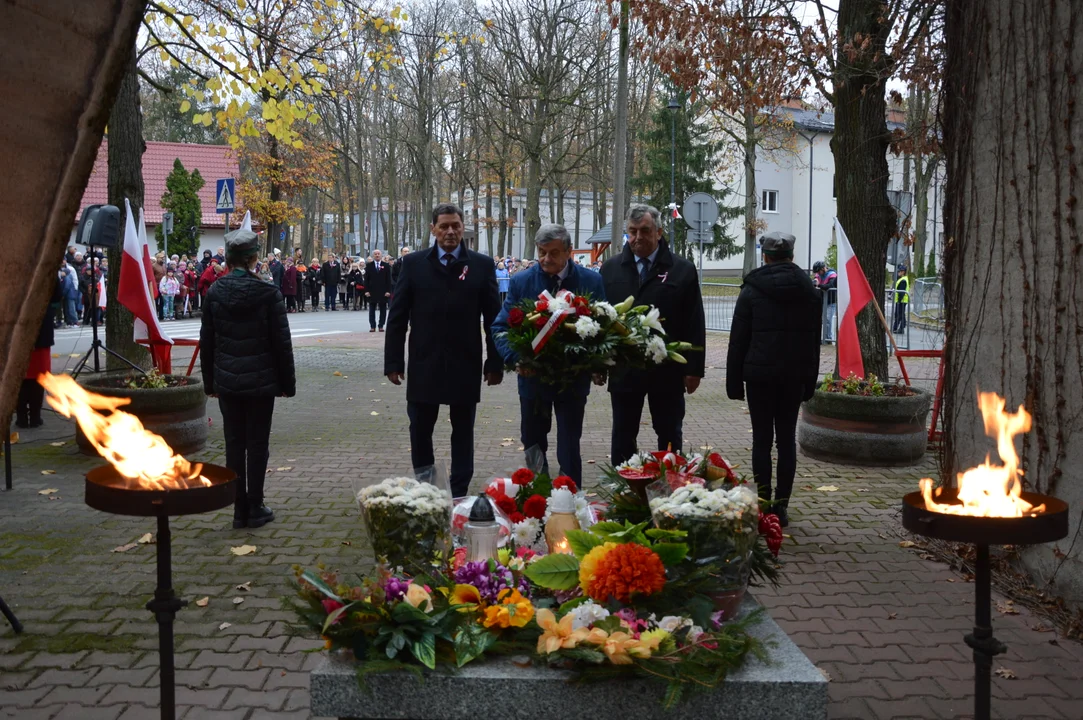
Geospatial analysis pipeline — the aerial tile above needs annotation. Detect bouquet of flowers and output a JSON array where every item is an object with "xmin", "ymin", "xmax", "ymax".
[
  {"xmin": 485, "ymin": 467, "xmax": 596, "ymax": 553},
  {"xmin": 356, "ymin": 476, "xmax": 451, "ymax": 571},
  {"xmin": 497, "ymin": 291, "xmax": 696, "ymax": 388}
]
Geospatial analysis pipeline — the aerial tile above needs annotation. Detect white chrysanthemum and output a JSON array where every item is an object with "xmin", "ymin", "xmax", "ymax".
[
  {"xmin": 548, "ymin": 295, "xmax": 571, "ymax": 314},
  {"xmin": 655, "ymin": 615, "xmax": 693, "ymax": 633},
  {"xmin": 647, "ymin": 335, "xmax": 668, "ymax": 364},
  {"xmin": 570, "ymin": 601, "xmax": 611, "ymax": 630},
  {"xmin": 574, "ymin": 316, "xmax": 601, "ymax": 339},
  {"xmin": 592, "ymin": 302, "xmax": 617, "ymax": 321},
  {"xmin": 512, "ymin": 518, "xmax": 541, "ymax": 546},
  {"xmin": 642, "ymin": 307, "xmax": 664, "ymax": 333}
]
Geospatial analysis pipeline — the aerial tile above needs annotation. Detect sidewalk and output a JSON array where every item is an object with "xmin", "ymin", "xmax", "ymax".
[{"xmin": 0, "ymin": 333, "xmax": 1079, "ymax": 719}]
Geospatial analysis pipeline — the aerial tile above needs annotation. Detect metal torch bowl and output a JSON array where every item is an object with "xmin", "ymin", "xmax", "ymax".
[
  {"xmin": 902, "ymin": 489, "xmax": 1069, "ymax": 545},
  {"xmin": 85, "ymin": 463, "xmax": 236, "ymax": 517}
]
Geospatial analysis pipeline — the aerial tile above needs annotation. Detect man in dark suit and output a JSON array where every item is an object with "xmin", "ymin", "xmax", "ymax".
[
  {"xmin": 384, "ymin": 203, "xmax": 503, "ymax": 498},
  {"xmin": 492, "ymin": 224, "xmax": 606, "ymax": 486},
  {"xmin": 364, "ymin": 249, "xmax": 393, "ymax": 331},
  {"xmin": 320, "ymin": 256, "xmax": 341, "ymax": 311},
  {"xmin": 600, "ymin": 204, "xmax": 706, "ymax": 464}
]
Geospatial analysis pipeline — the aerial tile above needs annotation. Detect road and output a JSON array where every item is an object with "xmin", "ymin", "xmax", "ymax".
[{"xmin": 51, "ymin": 306, "xmax": 374, "ymax": 370}]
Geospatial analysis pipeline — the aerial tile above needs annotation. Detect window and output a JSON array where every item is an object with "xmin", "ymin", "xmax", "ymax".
[{"xmin": 761, "ymin": 189, "xmax": 779, "ymax": 214}]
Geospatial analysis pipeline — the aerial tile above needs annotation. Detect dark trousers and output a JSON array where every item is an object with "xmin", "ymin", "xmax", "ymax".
[
  {"xmin": 520, "ymin": 394, "xmax": 587, "ymax": 486},
  {"xmin": 369, "ymin": 298, "xmax": 387, "ymax": 329},
  {"xmin": 893, "ymin": 300, "xmax": 908, "ymax": 332},
  {"xmin": 407, "ymin": 401, "xmax": 477, "ymax": 497},
  {"xmin": 310, "ymin": 290, "xmax": 320, "ymax": 309},
  {"xmin": 324, "ymin": 288, "xmax": 336, "ymax": 310},
  {"xmin": 218, "ymin": 396, "xmax": 276, "ymax": 507},
  {"xmin": 16, "ymin": 379, "xmax": 44, "ymax": 425},
  {"xmin": 285, "ymin": 294, "xmax": 296, "ymax": 312},
  {"xmin": 746, "ymin": 381, "xmax": 803, "ymax": 505},
  {"xmin": 610, "ymin": 377, "xmax": 686, "ymax": 465}
]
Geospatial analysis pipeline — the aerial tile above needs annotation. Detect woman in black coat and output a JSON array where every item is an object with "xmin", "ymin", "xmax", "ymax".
[{"xmin": 201, "ymin": 229, "xmax": 296, "ymax": 529}]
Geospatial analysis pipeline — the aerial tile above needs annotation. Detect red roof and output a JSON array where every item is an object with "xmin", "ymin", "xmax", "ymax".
[{"xmin": 77, "ymin": 140, "xmax": 239, "ymax": 228}]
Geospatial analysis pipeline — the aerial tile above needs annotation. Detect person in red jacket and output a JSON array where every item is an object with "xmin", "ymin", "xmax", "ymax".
[{"xmin": 198, "ymin": 259, "xmax": 221, "ymax": 297}]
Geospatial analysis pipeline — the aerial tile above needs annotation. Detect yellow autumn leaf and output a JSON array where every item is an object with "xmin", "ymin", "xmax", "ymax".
[
  {"xmin": 179, "ymin": 100, "xmax": 191, "ymax": 113},
  {"xmin": 230, "ymin": 545, "xmax": 257, "ymax": 556},
  {"xmin": 195, "ymin": 596, "xmax": 210, "ymax": 607},
  {"xmin": 38, "ymin": 488, "xmax": 58, "ymax": 495}
]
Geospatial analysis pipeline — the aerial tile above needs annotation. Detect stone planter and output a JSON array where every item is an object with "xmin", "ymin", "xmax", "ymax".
[
  {"xmin": 797, "ymin": 388, "xmax": 932, "ymax": 466},
  {"xmin": 76, "ymin": 373, "xmax": 208, "ymax": 455}
]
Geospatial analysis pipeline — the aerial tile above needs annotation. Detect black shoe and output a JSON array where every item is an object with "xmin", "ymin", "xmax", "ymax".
[
  {"xmin": 14, "ymin": 418, "xmax": 29, "ymax": 429},
  {"xmin": 247, "ymin": 503, "xmax": 275, "ymax": 528},
  {"xmin": 232, "ymin": 506, "xmax": 248, "ymax": 529},
  {"xmin": 29, "ymin": 417, "xmax": 43, "ymax": 428},
  {"xmin": 771, "ymin": 502, "xmax": 790, "ymax": 527}
]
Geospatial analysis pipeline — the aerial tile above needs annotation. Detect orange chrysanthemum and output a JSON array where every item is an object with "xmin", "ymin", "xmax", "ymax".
[{"xmin": 586, "ymin": 543, "xmax": 666, "ymax": 604}]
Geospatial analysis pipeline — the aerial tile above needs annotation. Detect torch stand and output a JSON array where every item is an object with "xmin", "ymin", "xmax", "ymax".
[
  {"xmin": 964, "ymin": 545, "xmax": 1005, "ymax": 720},
  {"xmin": 146, "ymin": 513, "xmax": 185, "ymax": 720}
]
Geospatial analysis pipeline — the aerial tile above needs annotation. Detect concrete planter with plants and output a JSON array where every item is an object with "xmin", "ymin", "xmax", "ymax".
[
  {"xmin": 797, "ymin": 375, "xmax": 932, "ymax": 466},
  {"xmin": 76, "ymin": 371, "xmax": 207, "ymax": 455}
]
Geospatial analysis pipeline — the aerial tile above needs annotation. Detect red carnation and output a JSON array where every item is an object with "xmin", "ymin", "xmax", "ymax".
[
  {"xmin": 553, "ymin": 475, "xmax": 578, "ymax": 493},
  {"xmin": 575, "ymin": 305, "xmax": 591, "ymax": 316},
  {"xmin": 536, "ymin": 300, "xmax": 549, "ymax": 312},
  {"xmin": 510, "ymin": 511, "xmax": 525, "ymax": 524},
  {"xmin": 508, "ymin": 308, "xmax": 525, "ymax": 327},
  {"xmin": 512, "ymin": 468, "xmax": 535, "ymax": 485},
  {"xmin": 534, "ymin": 315, "xmax": 547, "ymax": 328},
  {"xmin": 495, "ymin": 494, "xmax": 518, "ymax": 517},
  {"xmin": 572, "ymin": 296, "xmax": 589, "ymax": 308},
  {"xmin": 523, "ymin": 494, "xmax": 547, "ymax": 519}
]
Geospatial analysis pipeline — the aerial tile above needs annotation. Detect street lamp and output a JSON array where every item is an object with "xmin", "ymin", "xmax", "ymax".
[{"xmin": 667, "ymin": 96, "xmax": 680, "ymax": 234}]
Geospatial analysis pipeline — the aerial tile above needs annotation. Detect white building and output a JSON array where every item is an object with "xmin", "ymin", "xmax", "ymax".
[{"xmin": 706, "ymin": 106, "xmax": 946, "ymax": 275}]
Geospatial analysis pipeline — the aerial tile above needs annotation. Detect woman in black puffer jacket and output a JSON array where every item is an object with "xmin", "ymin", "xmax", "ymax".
[{"xmin": 201, "ymin": 229, "xmax": 296, "ymax": 530}]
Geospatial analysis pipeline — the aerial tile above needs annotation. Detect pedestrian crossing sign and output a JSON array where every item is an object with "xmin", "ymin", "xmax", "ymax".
[{"xmin": 215, "ymin": 178, "xmax": 235, "ymax": 214}]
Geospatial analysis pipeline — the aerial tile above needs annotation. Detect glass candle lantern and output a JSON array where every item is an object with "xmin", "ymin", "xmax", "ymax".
[
  {"xmin": 464, "ymin": 493, "xmax": 500, "ymax": 563},
  {"xmin": 544, "ymin": 488, "xmax": 579, "ymax": 554}
]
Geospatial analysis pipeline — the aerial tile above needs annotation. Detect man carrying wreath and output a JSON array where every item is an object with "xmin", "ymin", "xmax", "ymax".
[
  {"xmin": 492, "ymin": 224, "xmax": 606, "ymax": 486},
  {"xmin": 601, "ymin": 204, "xmax": 706, "ymax": 464}
]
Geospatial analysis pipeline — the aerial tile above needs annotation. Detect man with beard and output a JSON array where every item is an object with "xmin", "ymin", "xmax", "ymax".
[{"xmin": 384, "ymin": 203, "xmax": 503, "ymax": 497}]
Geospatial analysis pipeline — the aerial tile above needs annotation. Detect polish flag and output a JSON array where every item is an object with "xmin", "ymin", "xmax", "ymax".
[
  {"xmin": 835, "ymin": 218, "xmax": 875, "ymax": 379},
  {"xmin": 118, "ymin": 199, "xmax": 172, "ymax": 349}
]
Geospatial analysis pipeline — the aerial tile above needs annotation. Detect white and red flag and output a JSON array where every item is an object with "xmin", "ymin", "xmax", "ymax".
[
  {"xmin": 834, "ymin": 218, "xmax": 875, "ymax": 379},
  {"xmin": 118, "ymin": 199, "xmax": 172, "ymax": 351}
]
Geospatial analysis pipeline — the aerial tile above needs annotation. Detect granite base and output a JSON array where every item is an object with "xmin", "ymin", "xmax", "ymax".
[{"xmin": 310, "ymin": 595, "xmax": 826, "ymax": 720}]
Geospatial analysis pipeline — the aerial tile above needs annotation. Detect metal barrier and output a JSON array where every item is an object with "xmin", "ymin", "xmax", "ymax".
[{"xmin": 702, "ymin": 281, "xmax": 943, "ymax": 355}]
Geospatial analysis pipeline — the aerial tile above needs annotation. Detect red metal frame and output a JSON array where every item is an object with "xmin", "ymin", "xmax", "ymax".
[
  {"xmin": 895, "ymin": 349, "xmax": 945, "ymax": 442},
  {"xmin": 136, "ymin": 339, "xmax": 201, "ymax": 377}
]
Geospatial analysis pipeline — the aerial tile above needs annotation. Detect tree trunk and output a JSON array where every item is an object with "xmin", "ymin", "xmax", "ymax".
[
  {"xmin": 498, "ymin": 169, "xmax": 508, "ymax": 257},
  {"xmin": 741, "ymin": 110, "xmax": 758, "ymax": 277},
  {"xmin": 831, "ymin": 0, "xmax": 897, "ymax": 380},
  {"xmin": 265, "ymin": 135, "xmax": 282, "ymax": 255},
  {"xmin": 913, "ymin": 153, "xmax": 935, "ymax": 276},
  {"xmin": 105, "ymin": 48, "xmax": 151, "ymax": 370},
  {"xmin": 524, "ymin": 152, "xmax": 542, "ymax": 259},
  {"xmin": 942, "ymin": 0, "xmax": 1083, "ymax": 600}
]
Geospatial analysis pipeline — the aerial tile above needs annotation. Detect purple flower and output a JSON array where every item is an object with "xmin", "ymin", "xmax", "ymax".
[
  {"xmin": 384, "ymin": 576, "xmax": 410, "ymax": 601},
  {"xmin": 453, "ymin": 561, "xmax": 531, "ymax": 603}
]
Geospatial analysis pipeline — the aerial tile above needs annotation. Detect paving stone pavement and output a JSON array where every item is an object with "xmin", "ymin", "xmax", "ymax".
[{"xmin": 1, "ymin": 330, "xmax": 1080, "ymax": 720}]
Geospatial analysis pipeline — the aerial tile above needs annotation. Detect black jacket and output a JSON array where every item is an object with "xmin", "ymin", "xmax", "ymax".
[
  {"xmin": 200, "ymin": 269, "xmax": 296, "ymax": 397},
  {"xmin": 347, "ymin": 267, "xmax": 364, "ymax": 289},
  {"xmin": 600, "ymin": 240, "xmax": 706, "ymax": 392},
  {"xmin": 391, "ymin": 256, "xmax": 406, "ymax": 288},
  {"xmin": 320, "ymin": 261, "xmax": 341, "ymax": 288},
  {"xmin": 365, "ymin": 260, "xmax": 392, "ymax": 297},
  {"xmin": 384, "ymin": 246, "xmax": 503, "ymax": 405},
  {"xmin": 726, "ymin": 261, "xmax": 821, "ymax": 400},
  {"xmin": 269, "ymin": 259, "xmax": 284, "ymax": 288}
]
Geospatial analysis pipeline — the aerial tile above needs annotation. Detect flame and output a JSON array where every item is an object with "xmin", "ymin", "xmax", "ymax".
[
  {"xmin": 920, "ymin": 392, "xmax": 1044, "ymax": 517},
  {"xmin": 39, "ymin": 373, "xmax": 209, "ymax": 490},
  {"xmin": 551, "ymin": 538, "xmax": 572, "ymax": 554}
]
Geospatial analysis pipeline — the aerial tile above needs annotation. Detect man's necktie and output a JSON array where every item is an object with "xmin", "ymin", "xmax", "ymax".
[
  {"xmin": 552, "ymin": 275, "xmax": 561, "ymax": 293},
  {"xmin": 442, "ymin": 253, "xmax": 454, "ymax": 266},
  {"xmin": 639, "ymin": 258, "xmax": 651, "ymax": 285}
]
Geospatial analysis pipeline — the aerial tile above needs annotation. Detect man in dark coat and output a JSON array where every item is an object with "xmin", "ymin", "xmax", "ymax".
[
  {"xmin": 726, "ymin": 232, "xmax": 821, "ymax": 526},
  {"xmin": 384, "ymin": 203, "xmax": 503, "ymax": 497},
  {"xmin": 320, "ymin": 256, "xmax": 341, "ymax": 310},
  {"xmin": 492, "ymin": 224, "xmax": 606, "ymax": 486},
  {"xmin": 364, "ymin": 249, "xmax": 393, "ymax": 331},
  {"xmin": 269, "ymin": 249, "xmax": 284, "ymax": 289},
  {"xmin": 600, "ymin": 204, "xmax": 706, "ymax": 463}
]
